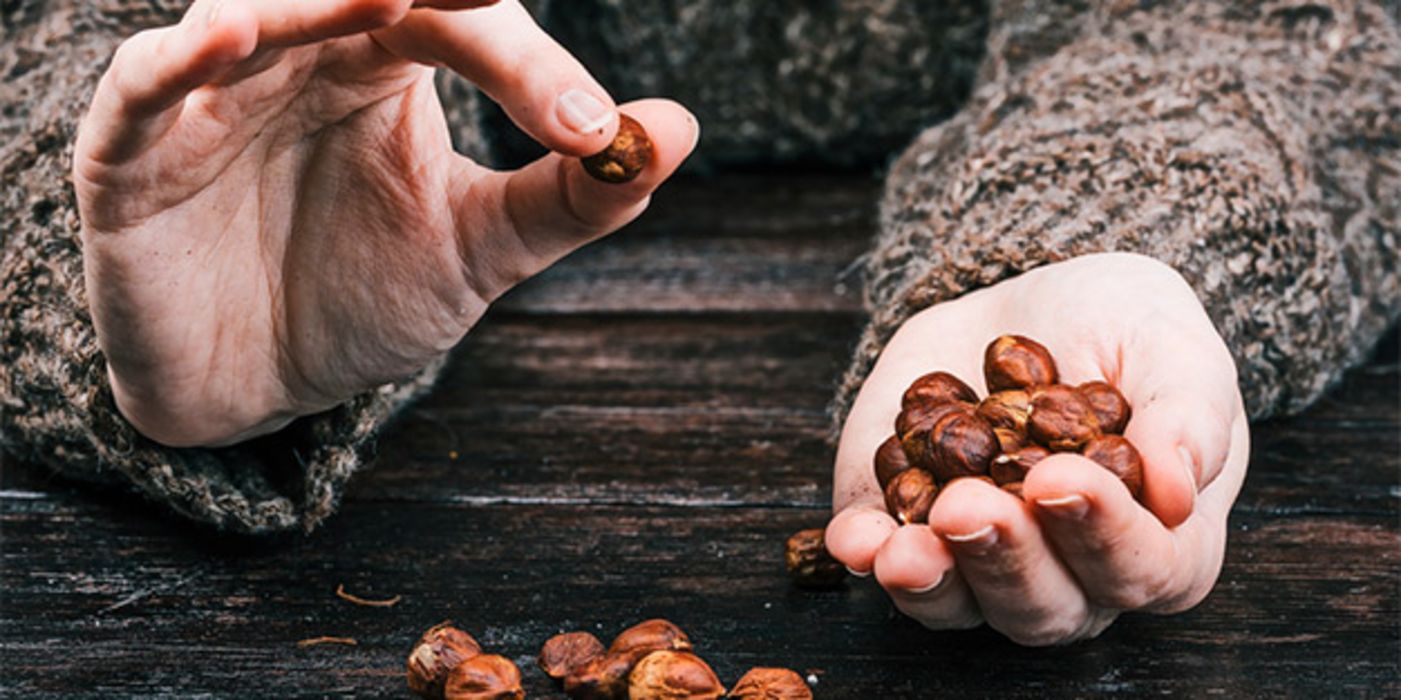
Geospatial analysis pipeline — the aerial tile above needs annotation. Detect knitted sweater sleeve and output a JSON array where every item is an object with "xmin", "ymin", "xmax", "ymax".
[
  {"xmin": 0, "ymin": 1, "xmax": 483, "ymax": 533},
  {"xmin": 832, "ymin": 0, "xmax": 1400, "ymax": 426}
]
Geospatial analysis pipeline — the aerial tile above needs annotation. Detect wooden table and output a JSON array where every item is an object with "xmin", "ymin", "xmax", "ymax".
[{"xmin": 3, "ymin": 175, "xmax": 1398, "ymax": 698}]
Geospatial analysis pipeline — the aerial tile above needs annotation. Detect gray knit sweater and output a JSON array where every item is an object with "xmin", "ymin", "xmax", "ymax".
[{"xmin": 2, "ymin": 0, "xmax": 1397, "ymax": 533}]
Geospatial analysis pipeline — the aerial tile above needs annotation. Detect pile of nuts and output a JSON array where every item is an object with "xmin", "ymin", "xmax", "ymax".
[
  {"xmin": 407, "ymin": 619, "xmax": 812, "ymax": 699},
  {"xmin": 876, "ymin": 334, "xmax": 1142, "ymax": 524},
  {"xmin": 407, "ymin": 622, "xmax": 524, "ymax": 699}
]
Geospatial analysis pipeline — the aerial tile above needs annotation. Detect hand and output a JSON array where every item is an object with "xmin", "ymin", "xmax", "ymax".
[
  {"xmin": 73, "ymin": 0, "xmax": 698, "ymax": 447},
  {"xmin": 825, "ymin": 253, "xmax": 1250, "ymax": 645}
]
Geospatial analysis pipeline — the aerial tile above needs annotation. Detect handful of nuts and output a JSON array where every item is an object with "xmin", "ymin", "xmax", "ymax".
[{"xmin": 874, "ymin": 335, "xmax": 1143, "ymax": 523}]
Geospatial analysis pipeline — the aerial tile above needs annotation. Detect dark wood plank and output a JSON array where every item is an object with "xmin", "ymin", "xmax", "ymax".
[
  {"xmin": 491, "ymin": 175, "xmax": 875, "ymax": 314},
  {"xmin": 1, "ymin": 496, "xmax": 1396, "ymax": 698}
]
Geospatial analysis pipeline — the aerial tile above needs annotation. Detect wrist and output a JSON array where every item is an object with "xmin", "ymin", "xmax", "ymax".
[{"xmin": 107, "ymin": 365, "xmax": 300, "ymax": 448}]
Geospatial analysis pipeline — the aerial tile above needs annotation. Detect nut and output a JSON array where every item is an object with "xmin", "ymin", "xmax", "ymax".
[
  {"xmin": 610, "ymin": 619, "xmax": 693, "ymax": 657},
  {"xmin": 444, "ymin": 654, "xmax": 525, "ymax": 700},
  {"xmin": 784, "ymin": 529, "xmax": 846, "ymax": 589},
  {"xmin": 1028, "ymin": 385, "xmax": 1101, "ymax": 451},
  {"xmin": 984, "ymin": 335, "xmax": 1058, "ymax": 392},
  {"xmin": 993, "ymin": 427, "xmax": 1027, "ymax": 453},
  {"xmin": 408, "ymin": 623, "xmax": 483, "ymax": 698},
  {"xmin": 989, "ymin": 445, "xmax": 1051, "ymax": 485},
  {"xmin": 565, "ymin": 652, "xmax": 636, "ymax": 700},
  {"xmin": 883, "ymin": 468, "xmax": 938, "ymax": 525},
  {"xmin": 901, "ymin": 371, "xmax": 977, "ymax": 411},
  {"xmin": 977, "ymin": 390, "xmax": 1032, "ymax": 433},
  {"xmin": 582, "ymin": 114, "xmax": 653, "ymax": 183},
  {"xmin": 1081, "ymin": 435, "xmax": 1145, "ymax": 500},
  {"xmin": 873, "ymin": 433, "xmax": 912, "ymax": 489},
  {"xmin": 895, "ymin": 399, "xmax": 967, "ymax": 440},
  {"xmin": 1077, "ymin": 381, "xmax": 1132, "ymax": 434},
  {"xmin": 927, "ymin": 410, "xmax": 999, "ymax": 483},
  {"xmin": 900, "ymin": 403, "xmax": 975, "ymax": 472},
  {"xmin": 540, "ymin": 631, "xmax": 606, "ymax": 682},
  {"xmin": 1001, "ymin": 481, "xmax": 1025, "ymax": 499},
  {"xmin": 727, "ymin": 667, "xmax": 813, "ymax": 699},
  {"xmin": 628, "ymin": 650, "xmax": 726, "ymax": 700}
]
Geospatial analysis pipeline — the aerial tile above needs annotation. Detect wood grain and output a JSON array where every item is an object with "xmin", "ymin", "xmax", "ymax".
[{"xmin": 1, "ymin": 175, "xmax": 1397, "ymax": 698}]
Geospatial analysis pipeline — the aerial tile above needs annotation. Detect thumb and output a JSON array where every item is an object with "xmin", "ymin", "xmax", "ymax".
[{"xmin": 452, "ymin": 99, "xmax": 699, "ymax": 301}]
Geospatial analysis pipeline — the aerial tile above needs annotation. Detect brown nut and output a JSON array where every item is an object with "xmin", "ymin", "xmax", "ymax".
[
  {"xmin": 1081, "ymin": 435, "xmax": 1145, "ymax": 500},
  {"xmin": 900, "ymin": 403, "xmax": 977, "ymax": 471},
  {"xmin": 784, "ymin": 529, "xmax": 846, "ymax": 589},
  {"xmin": 901, "ymin": 371, "xmax": 978, "ymax": 411},
  {"xmin": 582, "ymin": 114, "xmax": 652, "ymax": 183},
  {"xmin": 984, "ymin": 335, "xmax": 1058, "ymax": 392},
  {"xmin": 541, "ymin": 631, "xmax": 606, "ymax": 682},
  {"xmin": 1028, "ymin": 385, "xmax": 1102, "ymax": 451},
  {"xmin": 1001, "ymin": 481, "xmax": 1025, "ymax": 499},
  {"xmin": 895, "ymin": 399, "xmax": 967, "ymax": 440},
  {"xmin": 873, "ymin": 433, "xmax": 912, "ymax": 489},
  {"xmin": 444, "ymin": 654, "xmax": 524, "ymax": 700},
  {"xmin": 408, "ymin": 622, "xmax": 483, "ymax": 698},
  {"xmin": 610, "ymin": 619, "xmax": 692, "ymax": 657},
  {"xmin": 565, "ymin": 652, "xmax": 636, "ymax": 700},
  {"xmin": 628, "ymin": 650, "xmax": 726, "ymax": 700},
  {"xmin": 727, "ymin": 667, "xmax": 813, "ymax": 699},
  {"xmin": 977, "ymin": 390, "xmax": 1032, "ymax": 433},
  {"xmin": 1078, "ymin": 381, "xmax": 1132, "ymax": 434},
  {"xmin": 993, "ymin": 427, "xmax": 1028, "ymax": 453},
  {"xmin": 989, "ymin": 445, "xmax": 1051, "ymax": 485},
  {"xmin": 928, "ymin": 410, "xmax": 999, "ymax": 483},
  {"xmin": 883, "ymin": 468, "xmax": 938, "ymax": 525}
]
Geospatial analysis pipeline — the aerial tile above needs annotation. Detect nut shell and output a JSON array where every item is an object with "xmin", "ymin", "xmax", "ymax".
[
  {"xmin": 895, "ymin": 399, "xmax": 967, "ymax": 440},
  {"xmin": 901, "ymin": 371, "xmax": 978, "ymax": 411},
  {"xmin": 927, "ymin": 410, "xmax": 999, "ymax": 483},
  {"xmin": 727, "ymin": 667, "xmax": 813, "ymax": 699},
  {"xmin": 565, "ymin": 652, "xmax": 636, "ymax": 700},
  {"xmin": 444, "ymin": 654, "xmax": 524, "ymax": 700},
  {"xmin": 1078, "ymin": 381, "xmax": 1132, "ymax": 434},
  {"xmin": 984, "ymin": 335, "xmax": 1058, "ymax": 392},
  {"xmin": 883, "ymin": 468, "xmax": 938, "ymax": 525},
  {"xmin": 977, "ymin": 390, "xmax": 1032, "ymax": 432},
  {"xmin": 582, "ymin": 114, "xmax": 653, "ymax": 183},
  {"xmin": 610, "ymin": 619, "xmax": 692, "ymax": 657},
  {"xmin": 1081, "ymin": 435, "xmax": 1145, "ymax": 500},
  {"xmin": 628, "ymin": 650, "xmax": 725, "ymax": 700},
  {"xmin": 407, "ymin": 623, "xmax": 483, "ymax": 698},
  {"xmin": 873, "ymin": 433, "xmax": 912, "ymax": 489},
  {"xmin": 784, "ymin": 529, "xmax": 846, "ymax": 589},
  {"xmin": 989, "ymin": 446, "xmax": 1051, "ymax": 485},
  {"xmin": 1028, "ymin": 385, "xmax": 1102, "ymax": 451},
  {"xmin": 993, "ymin": 427, "xmax": 1027, "ymax": 453},
  {"xmin": 540, "ymin": 631, "xmax": 606, "ymax": 682}
]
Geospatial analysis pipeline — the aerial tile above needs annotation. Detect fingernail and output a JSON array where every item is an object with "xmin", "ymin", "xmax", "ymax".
[
  {"xmin": 1035, "ymin": 494, "xmax": 1090, "ymax": 520},
  {"xmin": 845, "ymin": 565, "xmax": 871, "ymax": 578},
  {"xmin": 944, "ymin": 524, "xmax": 998, "ymax": 553},
  {"xmin": 1178, "ymin": 445, "xmax": 1199, "ymax": 492},
  {"xmin": 901, "ymin": 572, "xmax": 946, "ymax": 595},
  {"xmin": 556, "ymin": 89, "xmax": 615, "ymax": 135}
]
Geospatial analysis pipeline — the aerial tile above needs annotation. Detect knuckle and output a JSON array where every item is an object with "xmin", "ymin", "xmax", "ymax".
[{"xmin": 344, "ymin": 0, "xmax": 412, "ymax": 29}]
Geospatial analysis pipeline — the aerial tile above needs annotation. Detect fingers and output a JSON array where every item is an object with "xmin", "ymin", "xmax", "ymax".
[
  {"xmin": 452, "ymin": 99, "xmax": 698, "ymax": 301},
  {"xmin": 1023, "ymin": 454, "xmax": 1189, "ymax": 609},
  {"xmin": 873, "ymin": 525, "xmax": 983, "ymax": 630},
  {"xmin": 376, "ymin": 0, "xmax": 621, "ymax": 156},
  {"xmin": 80, "ymin": 1, "xmax": 258, "ymax": 163},
  {"xmin": 928, "ymin": 478, "xmax": 1099, "ymax": 646},
  {"xmin": 824, "ymin": 507, "xmax": 896, "ymax": 577}
]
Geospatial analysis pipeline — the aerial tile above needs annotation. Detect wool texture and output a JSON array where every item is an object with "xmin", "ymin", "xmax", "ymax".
[
  {"xmin": 2, "ymin": 0, "xmax": 1396, "ymax": 533},
  {"xmin": 831, "ymin": 0, "xmax": 1400, "ymax": 427}
]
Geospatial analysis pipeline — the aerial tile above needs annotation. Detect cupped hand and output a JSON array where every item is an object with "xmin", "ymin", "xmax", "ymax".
[
  {"xmin": 825, "ymin": 253, "xmax": 1249, "ymax": 645},
  {"xmin": 74, "ymin": 0, "xmax": 698, "ymax": 447}
]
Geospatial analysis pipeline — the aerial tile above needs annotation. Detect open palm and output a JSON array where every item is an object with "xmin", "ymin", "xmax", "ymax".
[{"xmin": 74, "ymin": 0, "xmax": 697, "ymax": 446}]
